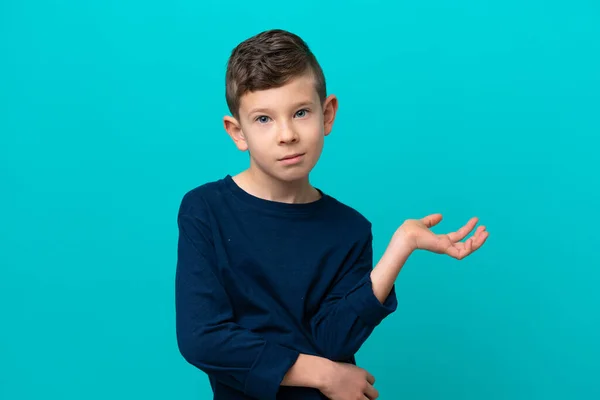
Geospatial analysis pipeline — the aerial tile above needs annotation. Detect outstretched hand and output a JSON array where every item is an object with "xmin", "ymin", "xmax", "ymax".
[{"xmin": 398, "ymin": 214, "xmax": 489, "ymax": 259}]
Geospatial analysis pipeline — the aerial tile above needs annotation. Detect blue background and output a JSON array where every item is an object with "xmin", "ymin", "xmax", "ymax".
[{"xmin": 1, "ymin": 1, "xmax": 599, "ymax": 399}]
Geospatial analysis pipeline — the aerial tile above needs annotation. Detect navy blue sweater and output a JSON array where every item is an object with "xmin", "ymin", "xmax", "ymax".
[{"xmin": 175, "ymin": 175, "xmax": 397, "ymax": 400}]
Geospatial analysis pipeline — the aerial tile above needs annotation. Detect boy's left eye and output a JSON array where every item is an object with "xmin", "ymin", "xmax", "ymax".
[{"xmin": 295, "ymin": 109, "xmax": 309, "ymax": 118}]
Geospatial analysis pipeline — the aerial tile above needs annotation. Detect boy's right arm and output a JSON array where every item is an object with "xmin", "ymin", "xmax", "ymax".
[{"xmin": 176, "ymin": 211, "xmax": 299, "ymax": 400}]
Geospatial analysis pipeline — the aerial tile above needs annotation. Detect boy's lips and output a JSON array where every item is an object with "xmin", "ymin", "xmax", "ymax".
[
  {"xmin": 279, "ymin": 153, "xmax": 305, "ymax": 161},
  {"xmin": 278, "ymin": 153, "xmax": 305, "ymax": 164}
]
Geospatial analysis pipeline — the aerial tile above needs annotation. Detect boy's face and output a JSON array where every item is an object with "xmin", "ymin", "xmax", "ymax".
[{"xmin": 224, "ymin": 73, "xmax": 338, "ymax": 183}]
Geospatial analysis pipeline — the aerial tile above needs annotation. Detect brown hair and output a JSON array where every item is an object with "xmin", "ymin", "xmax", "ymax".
[{"xmin": 225, "ymin": 29, "xmax": 327, "ymax": 119}]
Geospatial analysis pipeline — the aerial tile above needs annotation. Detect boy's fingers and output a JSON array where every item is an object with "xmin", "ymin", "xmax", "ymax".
[
  {"xmin": 475, "ymin": 230, "xmax": 490, "ymax": 248},
  {"xmin": 447, "ymin": 217, "xmax": 478, "ymax": 242},
  {"xmin": 364, "ymin": 383, "xmax": 379, "ymax": 399},
  {"xmin": 445, "ymin": 245, "xmax": 460, "ymax": 258},
  {"xmin": 442, "ymin": 226, "xmax": 489, "ymax": 259},
  {"xmin": 470, "ymin": 227, "xmax": 488, "ymax": 248},
  {"xmin": 366, "ymin": 373, "xmax": 375, "ymax": 385}
]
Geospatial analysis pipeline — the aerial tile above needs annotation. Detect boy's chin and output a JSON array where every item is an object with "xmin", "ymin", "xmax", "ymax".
[
  {"xmin": 272, "ymin": 168, "xmax": 312, "ymax": 182},
  {"xmin": 251, "ymin": 158, "xmax": 319, "ymax": 182}
]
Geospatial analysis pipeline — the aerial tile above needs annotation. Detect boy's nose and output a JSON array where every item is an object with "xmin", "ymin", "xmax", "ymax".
[{"xmin": 277, "ymin": 125, "xmax": 299, "ymax": 144}]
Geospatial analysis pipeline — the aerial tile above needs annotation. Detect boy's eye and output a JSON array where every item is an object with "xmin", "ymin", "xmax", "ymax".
[
  {"xmin": 295, "ymin": 109, "xmax": 309, "ymax": 118},
  {"xmin": 256, "ymin": 116, "xmax": 270, "ymax": 124}
]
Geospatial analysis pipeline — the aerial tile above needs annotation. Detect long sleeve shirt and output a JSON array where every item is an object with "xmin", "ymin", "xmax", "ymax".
[{"xmin": 175, "ymin": 175, "xmax": 398, "ymax": 400}]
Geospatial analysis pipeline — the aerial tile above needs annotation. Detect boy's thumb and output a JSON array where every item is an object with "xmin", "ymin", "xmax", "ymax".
[{"xmin": 421, "ymin": 213, "xmax": 443, "ymax": 228}]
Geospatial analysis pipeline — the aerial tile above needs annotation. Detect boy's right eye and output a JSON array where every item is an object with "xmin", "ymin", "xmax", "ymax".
[{"xmin": 256, "ymin": 116, "xmax": 270, "ymax": 124}]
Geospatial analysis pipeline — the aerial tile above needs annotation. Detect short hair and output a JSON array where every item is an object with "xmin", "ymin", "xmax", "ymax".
[{"xmin": 225, "ymin": 29, "xmax": 327, "ymax": 119}]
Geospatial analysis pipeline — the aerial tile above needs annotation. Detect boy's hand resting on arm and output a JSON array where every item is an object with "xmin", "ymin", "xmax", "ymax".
[
  {"xmin": 319, "ymin": 361, "xmax": 379, "ymax": 400},
  {"xmin": 282, "ymin": 354, "xmax": 379, "ymax": 399},
  {"xmin": 371, "ymin": 214, "xmax": 489, "ymax": 303}
]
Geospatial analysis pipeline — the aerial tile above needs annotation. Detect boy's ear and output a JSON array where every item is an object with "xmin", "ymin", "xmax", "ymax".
[
  {"xmin": 223, "ymin": 115, "xmax": 248, "ymax": 151},
  {"xmin": 322, "ymin": 94, "xmax": 338, "ymax": 136}
]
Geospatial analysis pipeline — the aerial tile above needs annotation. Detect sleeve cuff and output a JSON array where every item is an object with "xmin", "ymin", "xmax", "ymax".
[
  {"xmin": 345, "ymin": 274, "xmax": 398, "ymax": 326},
  {"xmin": 244, "ymin": 341, "xmax": 300, "ymax": 400}
]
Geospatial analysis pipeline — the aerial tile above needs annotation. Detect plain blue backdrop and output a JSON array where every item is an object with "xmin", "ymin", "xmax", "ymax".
[{"xmin": 1, "ymin": 1, "xmax": 599, "ymax": 399}]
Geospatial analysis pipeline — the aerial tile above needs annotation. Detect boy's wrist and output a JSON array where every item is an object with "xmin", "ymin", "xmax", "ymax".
[
  {"xmin": 380, "ymin": 228, "xmax": 415, "ymax": 269},
  {"xmin": 314, "ymin": 357, "xmax": 337, "ymax": 392},
  {"xmin": 282, "ymin": 354, "xmax": 335, "ymax": 391},
  {"xmin": 392, "ymin": 225, "xmax": 418, "ymax": 254}
]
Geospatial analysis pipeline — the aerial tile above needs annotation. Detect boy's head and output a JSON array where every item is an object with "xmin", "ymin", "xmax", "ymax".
[{"xmin": 223, "ymin": 29, "xmax": 338, "ymax": 183}]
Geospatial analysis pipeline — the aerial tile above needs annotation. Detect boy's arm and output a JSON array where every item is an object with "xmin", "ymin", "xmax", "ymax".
[
  {"xmin": 176, "ymin": 211, "xmax": 324, "ymax": 399},
  {"xmin": 308, "ymin": 226, "xmax": 405, "ymax": 361},
  {"xmin": 369, "ymin": 231, "xmax": 413, "ymax": 303},
  {"xmin": 310, "ymin": 215, "xmax": 488, "ymax": 361}
]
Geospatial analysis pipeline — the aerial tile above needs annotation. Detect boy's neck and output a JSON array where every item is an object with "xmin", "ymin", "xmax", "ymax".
[{"xmin": 232, "ymin": 168, "xmax": 321, "ymax": 204}]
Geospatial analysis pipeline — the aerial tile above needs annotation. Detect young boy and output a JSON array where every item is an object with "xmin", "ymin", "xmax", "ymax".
[{"xmin": 175, "ymin": 29, "xmax": 488, "ymax": 400}]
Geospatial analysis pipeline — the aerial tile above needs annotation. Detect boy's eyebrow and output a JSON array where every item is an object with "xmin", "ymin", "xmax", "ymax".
[{"xmin": 247, "ymin": 101, "xmax": 314, "ymax": 115}]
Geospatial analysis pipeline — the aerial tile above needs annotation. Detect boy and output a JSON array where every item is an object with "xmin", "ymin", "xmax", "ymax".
[{"xmin": 175, "ymin": 29, "xmax": 488, "ymax": 400}]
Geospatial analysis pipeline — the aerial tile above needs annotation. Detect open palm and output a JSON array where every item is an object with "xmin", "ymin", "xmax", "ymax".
[{"xmin": 401, "ymin": 214, "xmax": 489, "ymax": 259}]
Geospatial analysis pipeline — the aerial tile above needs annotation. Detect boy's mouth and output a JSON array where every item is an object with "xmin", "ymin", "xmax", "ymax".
[
  {"xmin": 278, "ymin": 153, "xmax": 305, "ymax": 164},
  {"xmin": 279, "ymin": 153, "xmax": 305, "ymax": 161}
]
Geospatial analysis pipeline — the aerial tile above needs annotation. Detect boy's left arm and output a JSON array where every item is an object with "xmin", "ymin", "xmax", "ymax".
[
  {"xmin": 308, "ymin": 228, "xmax": 401, "ymax": 361},
  {"xmin": 309, "ymin": 214, "xmax": 488, "ymax": 361}
]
